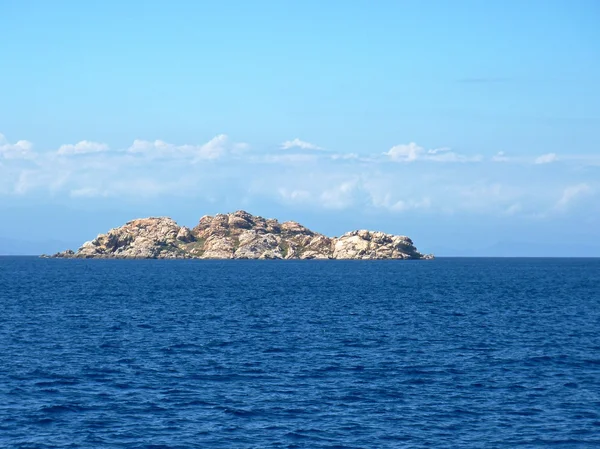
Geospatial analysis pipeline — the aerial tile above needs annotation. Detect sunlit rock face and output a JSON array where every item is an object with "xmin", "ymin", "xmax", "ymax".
[
  {"xmin": 333, "ymin": 230, "xmax": 423, "ymax": 260},
  {"xmin": 71, "ymin": 217, "xmax": 191, "ymax": 259},
  {"xmin": 52, "ymin": 211, "xmax": 433, "ymax": 260}
]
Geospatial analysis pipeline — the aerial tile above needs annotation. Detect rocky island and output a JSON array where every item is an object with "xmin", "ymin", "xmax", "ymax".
[{"xmin": 50, "ymin": 211, "xmax": 433, "ymax": 260}]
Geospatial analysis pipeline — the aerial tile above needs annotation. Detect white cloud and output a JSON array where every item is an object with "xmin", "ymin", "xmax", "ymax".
[
  {"xmin": 389, "ymin": 197, "xmax": 432, "ymax": 212},
  {"xmin": 535, "ymin": 153, "xmax": 558, "ymax": 164},
  {"xmin": 366, "ymin": 183, "xmax": 432, "ymax": 212},
  {"xmin": 319, "ymin": 181, "xmax": 358, "ymax": 209},
  {"xmin": 261, "ymin": 151, "xmax": 360, "ymax": 164},
  {"xmin": 196, "ymin": 134, "xmax": 229, "ymax": 160},
  {"xmin": 68, "ymin": 176, "xmax": 198, "ymax": 199},
  {"xmin": 128, "ymin": 139, "xmax": 166, "ymax": 154},
  {"xmin": 427, "ymin": 147, "xmax": 451, "ymax": 155},
  {"xmin": 57, "ymin": 140, "xmax": 109, "ymax": 156},
  {"xmin": 127, "ymin": 134, "xmax": 245, "ymax": 161},
  {"xmin": 278, "ymin": 188, "xmax": 311, "ymax": 203},
  {"xmin": 492, "ymin": 151, "xmax": 509, "ymax": 162},
  {"xmin": 0, "ymin": 132, "xmax": 247, "ymax": 198},
  {"xmin": 0, "ymin": 133, "xmax": 34, "ymax": 159},
  {"xmin": 384, "ymin": 142, "xmax": 424, "ymax": 162},
  {"xmin": 555, "ymin": 183, "xmax": 591, "ymax": 210},
  {"xmin": 378, "ymin": 196, "xmax": 431, "ymax": 212},
  {"xmin": 384, "ymin": 142, "xmax": 481, "ymax": 163},
  {"xmin": 12, "ymin": 167, "xmax": 70, "ymax": 195},
  {"xmin": 273, "ymin": 175, "xmax": 435, "ymax": 213},
  {"xmin": 452, "ymin": 182, "xmax": 531, "ymax": 216},
  {"xmin": 2, "ymin": 131, "xmax": 598, "ymax": 225},
  {"xmin": 280, "ymin": 138, "xmax": 324, "ymax": 151},
  {"xmin": 330, "ymin": 152, "xmax": 359, "ymax": 161},
  {"xmin": 70, "ymin": 187, "xmax": 108, "ymax": 198},
  {"xmin": 428, "ymin": 152, "xmax": 482, "ymax": 163},
  {"xmin": 232, "ymin": 142, "xmax": 250, "ymax": 154},
  {"xmin": 14, "ymin": 170, "xmax": 34, "ymax": 195},
  {"xmin": 261, "ymin": 153, "xmax": 320, "ymax": 164}
]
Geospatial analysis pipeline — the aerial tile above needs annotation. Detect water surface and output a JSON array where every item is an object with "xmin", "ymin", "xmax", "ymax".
[{"xmin": 1, "ymin": 257, "xmax": 599, "ymax": 448}]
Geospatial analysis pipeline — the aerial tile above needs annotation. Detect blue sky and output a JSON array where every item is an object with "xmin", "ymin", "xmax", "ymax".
[{"xmin": 1, "ymin": 0, "xmax": 599, "ymax": 255}]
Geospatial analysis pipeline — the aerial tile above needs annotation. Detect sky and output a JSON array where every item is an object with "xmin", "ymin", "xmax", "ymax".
[{"xmin": 1, "ymin": 0, "xmax": 599, "ymax": 256}]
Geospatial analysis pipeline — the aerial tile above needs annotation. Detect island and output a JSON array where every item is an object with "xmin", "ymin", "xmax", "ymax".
[{"xmin": 49, "ymin": 210, "xmax": 433, "ymax": 260}]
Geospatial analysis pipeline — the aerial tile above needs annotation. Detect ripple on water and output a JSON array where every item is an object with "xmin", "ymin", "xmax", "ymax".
[{"xmin": 0, "ymin": 257, "xmax": 599, "ymax": 448}]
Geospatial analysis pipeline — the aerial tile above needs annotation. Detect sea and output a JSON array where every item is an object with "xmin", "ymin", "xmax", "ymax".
[{"xmin": 0, "ymin": 257, "xmax": 599, "ymax": 448}]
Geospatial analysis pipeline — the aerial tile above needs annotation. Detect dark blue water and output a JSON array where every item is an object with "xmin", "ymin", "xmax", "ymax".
[{"xmin": 1, "ymin": 257, "xmax": 599, "ymax": 448}]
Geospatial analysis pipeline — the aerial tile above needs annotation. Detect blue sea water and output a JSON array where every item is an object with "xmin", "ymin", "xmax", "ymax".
[{"xmin": 0, "ymin": 257, "xmax": 599, "ymax": 448}]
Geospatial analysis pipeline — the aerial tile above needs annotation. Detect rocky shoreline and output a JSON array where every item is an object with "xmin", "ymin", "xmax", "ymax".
[{"xmin": 47, "ymin": 211, "xmax": 433, "ymax": 260}]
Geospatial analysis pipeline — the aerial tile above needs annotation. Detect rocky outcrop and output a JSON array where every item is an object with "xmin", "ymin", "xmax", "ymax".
[
  {"xmin": 64, "ymin": 217, "xmax": 192, "ymax": 259},
  {"xmin": 51, "ymin": 210, "xmax": 433, "ymax": 260},
  {"xmin": 333, "ymin": 230, "xmax": 422, "ymax": 260}
]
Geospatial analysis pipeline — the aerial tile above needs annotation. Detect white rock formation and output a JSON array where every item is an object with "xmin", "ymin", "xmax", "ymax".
[{"xmin": 52, "ymin": 211, "xmax": 433, "ymax": 260}]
